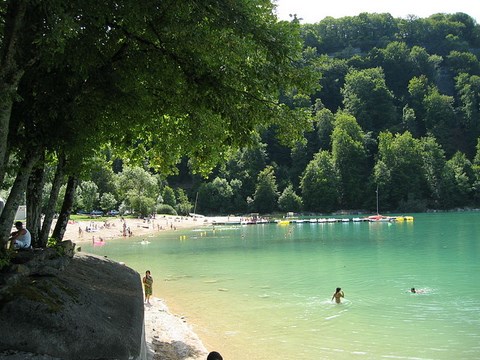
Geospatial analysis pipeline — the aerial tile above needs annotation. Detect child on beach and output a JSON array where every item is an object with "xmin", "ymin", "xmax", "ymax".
[{"xmin": 143, "ymin": 270, "xmax": 153, "ymax": 305}]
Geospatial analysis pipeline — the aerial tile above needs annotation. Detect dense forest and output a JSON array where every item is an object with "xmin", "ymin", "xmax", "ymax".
[
  {"xmin": 1, "ymin": 5, "xmax": 480, "ymax": 256},
  {"xmin": 170, "ymin": 12, "xmax": 480, "ymax": 214}
]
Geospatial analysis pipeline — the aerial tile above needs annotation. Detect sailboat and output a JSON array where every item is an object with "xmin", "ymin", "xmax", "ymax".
[
  {"xmin": 189, "ymin": 192, "xmax": 205, "ymax": 219},
  {"xmin": 366, "ymin": 186, "xmax": 414, "ymax": 222},
  {"xmin": 367, "ymin": 186, "xmax": 396, "ymax": 222}
]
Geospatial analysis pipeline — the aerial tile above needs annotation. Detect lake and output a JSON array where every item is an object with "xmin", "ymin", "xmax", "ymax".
[{"xmin": 84, "ymin": 212, "xmax": 480, "ymax": 359}]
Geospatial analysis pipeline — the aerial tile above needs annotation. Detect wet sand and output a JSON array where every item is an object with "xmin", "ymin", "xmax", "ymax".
[{"xmin": 144, "ymin": 297, "xmax": 208, "ymax": 360}]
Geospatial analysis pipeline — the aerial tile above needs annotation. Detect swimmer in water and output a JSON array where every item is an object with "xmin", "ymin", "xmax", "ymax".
[
  {"xmin": 411, "ymin": 287, "xmax": 424, "ymax": 294},
  {"xmin": 332, "ymin": 287, "xmax": 344, "ymax": 304}
]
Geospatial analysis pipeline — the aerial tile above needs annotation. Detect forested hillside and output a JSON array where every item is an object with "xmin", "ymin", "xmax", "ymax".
[
  {"xmin": 174, "ymin": 12, "xmax": 480, "ymax": 214},
  {"xmin": 3, "ymin": 11, "xmax": 480, "ymax": 226}
]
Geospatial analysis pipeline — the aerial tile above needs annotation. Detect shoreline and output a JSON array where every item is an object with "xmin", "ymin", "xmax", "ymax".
[
  {"xmin": 144, "ymin": 297, "xmax": 208, "ymax": 360},
  {"xmin": 63, "ymin": 215, "xmax": 218, "ymax": 245},
  {"xmin": 63, "ymin": 215, "xmax": 238, "ymax": 360}
]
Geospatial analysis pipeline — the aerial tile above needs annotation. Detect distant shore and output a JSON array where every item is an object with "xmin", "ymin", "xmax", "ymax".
[{"xmin": 62, "ymin": 214, "xmax": 242, "ymax": 245}]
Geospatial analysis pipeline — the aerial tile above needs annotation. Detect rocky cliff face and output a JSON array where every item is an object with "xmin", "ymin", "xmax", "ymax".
[{"xmin": 0, "ymin": 246, "xmax": 145, "ymax": 360}]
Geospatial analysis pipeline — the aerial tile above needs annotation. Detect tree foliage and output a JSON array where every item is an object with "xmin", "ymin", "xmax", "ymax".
[
  {"xmin": 115, "ymin": 167, "xmax": 158, "ymax": 215},
  {"xmin": 3, "ymin": 9, "xmax": 480, "ymax": 249},
  {"xmin": 375, "ymin": 132, "xmax": 426, "ymax": 208},
  {"xmin": 76, "ymin": 181, "xmax": 99, "ymax": 212},
  {"xmin": 100, "ymin": 193, "xmax": 117, "ymax": 212},
  {"xmin": 300, "ymin": 151, "xmax": 340, "ymax": 212},
  {"xmin": 0, "ymin": 0, "xmax": 317, "ymax": 245},
  {"xmin": 331, "ymin": 112, "xmax": 368, "ymax": 208},
  {"xmin": 198, "ymin": 178, "xmax": 233, "ymax": 215},
  {"xmin": 175, "ymin": 188, "xmax": 192, "ymax": 216},
  {"xmin": 162, "ymin": 186, "xmax": 176, "ymax": 209},
  {"xmin": 441, "ymin": 152, "xmax": 474, "ymax": 207},
  {"xmin": 278, "ymin": 184, "xmax": 302, "ymax": 212},
  {"xmin": 253, "ymin": 166, "xmax": 279, "ymax": 213},
  {"xmin": 342, "ymin": 67, "xmax": 396, "ymax": 132}
]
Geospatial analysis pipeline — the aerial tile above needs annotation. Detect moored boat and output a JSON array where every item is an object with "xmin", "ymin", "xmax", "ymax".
[
  {"xmin": 394, "ymin": 216, "xmax": 414, "ymax": 222},
  {"xmin": 367, "ymin": 215, "xmax": 396, "ymax": 222}
]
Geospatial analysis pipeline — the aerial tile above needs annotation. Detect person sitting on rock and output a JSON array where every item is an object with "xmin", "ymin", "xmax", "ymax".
[{"xmin": 9, "ymin": 221, "xmax": 31, "ymax": 250}]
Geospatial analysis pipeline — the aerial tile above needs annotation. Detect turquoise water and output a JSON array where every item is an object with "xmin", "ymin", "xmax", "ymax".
[{"xmin": 85, "ymin": 212, "xmax": 480, "ymax": 359}]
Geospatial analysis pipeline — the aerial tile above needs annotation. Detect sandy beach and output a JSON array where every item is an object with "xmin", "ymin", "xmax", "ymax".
[
  {"xmin": 63, "ymin": 215, "xmax": 237, "ymax": 360},
  {"xmin": 63, "ymin": 215, "xmax": 220, "ymax": 245},
  {"xmin": 144, "ymin": 297, "xmax": 208, "ymax": 360}
]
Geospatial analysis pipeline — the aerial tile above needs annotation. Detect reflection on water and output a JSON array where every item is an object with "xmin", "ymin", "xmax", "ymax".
[{"xmin": 85, "ymin": 212, "xmax": 480, "ymax": 359}]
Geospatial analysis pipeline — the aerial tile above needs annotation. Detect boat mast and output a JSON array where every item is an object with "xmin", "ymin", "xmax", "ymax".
[
  {"xmin": 376, "ymin": 185, "xmax": 379, "ymax": 215},
  {"xmin": 193, "ymin": 192, "xmax": 199, "ymax": 215}
]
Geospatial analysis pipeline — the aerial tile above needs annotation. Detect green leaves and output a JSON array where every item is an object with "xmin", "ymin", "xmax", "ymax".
[
  {"xmin": 331, "ymin": 112, "xmax": 368, "ymax": 208},
  {"xmin": 342, "ymin": 67, "xmax": 396, "ymax": 132},
  {"xmin": 4, "ymin": 0, "xmax": 317, "ymax": 182},
  {"xmin": 300, "ymin": 151, "xmax": 339, "ymax": 212},
  {"xmin": 253, "ymin": 165, "xmax": 279, "ymax": 213}
]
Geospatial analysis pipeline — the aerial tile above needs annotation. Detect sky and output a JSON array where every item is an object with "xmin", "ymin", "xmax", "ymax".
[{"xmin": 274, "ymin": 0, "xmax": 480, "ymax": 24}]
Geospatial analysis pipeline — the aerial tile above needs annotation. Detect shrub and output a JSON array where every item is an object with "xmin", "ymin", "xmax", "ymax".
[
  {"xmin": 47, "ymin": 237, "xmax": 65, "ymax": 257},
  {"xmin": 156, "ymin": 204, "xmax": 177, "ymax": 215}
]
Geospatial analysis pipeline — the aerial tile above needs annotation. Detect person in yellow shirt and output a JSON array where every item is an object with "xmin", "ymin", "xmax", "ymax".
[{"xmin": 143, "ymin": 270, "xmax": 153, "ymax": 305}]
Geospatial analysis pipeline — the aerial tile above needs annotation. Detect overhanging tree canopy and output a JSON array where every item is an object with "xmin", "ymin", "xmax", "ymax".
[{"xmin": 0, "ymin": 0, "xmax": 317, "ymax": 245}]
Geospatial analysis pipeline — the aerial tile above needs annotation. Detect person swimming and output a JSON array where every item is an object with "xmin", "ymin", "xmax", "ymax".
[
  {"xmin": 332, "ymin": 287, "xmax": 344, "ymax": 304},
  {"xmin": 410, "ymin": 287, "xmax": 425, "ymax": 294}
]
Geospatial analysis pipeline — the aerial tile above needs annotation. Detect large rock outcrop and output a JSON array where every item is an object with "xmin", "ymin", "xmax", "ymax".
[{"xmin": 0, "ymin": 247, "xmax": 145, "ymax": 360}]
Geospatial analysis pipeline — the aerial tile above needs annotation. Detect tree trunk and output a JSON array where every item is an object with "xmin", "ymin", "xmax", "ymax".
[
  {"xmin": 51, "ymin": 175, "xmax": 78, "ymax": 242},
  {"xmin": 26, "ymin": 152, "xmax": 46, "ymax": 248},
  {"xmin": 0, "ymin": 0, "xmax": 28, "ymax": 185},
  {"xmin": 0, "ymin": 150, "xmax": 41, "ymax": 247},
  {"xmin": 39, "ymin": 153, "xmax": 66, "ymax": 247},
  {"xmin": 0, "ymin": 82, "xmax": 23, "ymax": 187}
]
